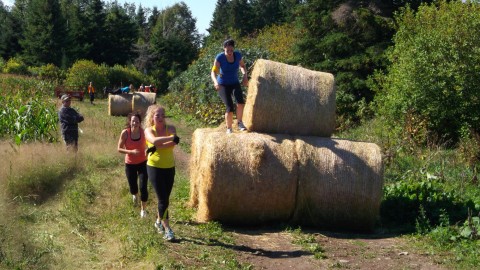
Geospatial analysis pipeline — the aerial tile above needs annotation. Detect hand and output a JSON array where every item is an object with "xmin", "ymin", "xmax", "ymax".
[
  {"xmin": 146, "ymin": 146, "xmax": 156, "ymax": 155},
  {"xmin": 173, "ymin": 134, "xmax": 180, "ymax": 145}
]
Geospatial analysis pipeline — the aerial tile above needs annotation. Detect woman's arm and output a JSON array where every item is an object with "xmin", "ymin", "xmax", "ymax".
[
  {"xmin": 144, "ymin": 127, "xmax": 175, "ymax": 149},
  {"xmin": 117, "ymin": 129, "xmax": 140, "ymax": 155},
  {"xmin": 211, "ymin": 60, "xmax": 220, "ymax": 90},
  {"xmin": 239, "ymin": 59, "xmax": 248, "ymax": 87}
]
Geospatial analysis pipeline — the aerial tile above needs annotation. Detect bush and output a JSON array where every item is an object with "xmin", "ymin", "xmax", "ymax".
[
  {"xmin": 373, "ymin": 1, "xmax": 480, "ymax": 146},
  {"xmin": 381, "ymin": 178, "xmax": 475, "ymax": 232},
  {"xmin": 65, "ymin": 60, "xmax": 109, "ymax": 93},
  {"xmin": 2, "ymin": 57, "xmax": 28, "ymax": 75},
  {"xmin": 108, "ymin": 64, "xmax": 152, "ymax": 90},
  {"xmin": 28, "ymin": 63, "xmax": 65, "ymax": 83}
]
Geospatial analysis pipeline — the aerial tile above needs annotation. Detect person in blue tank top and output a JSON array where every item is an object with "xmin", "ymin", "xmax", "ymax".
[{"xmin": 210, "ymin": 39, "xmax": 249, "ymax": 134}]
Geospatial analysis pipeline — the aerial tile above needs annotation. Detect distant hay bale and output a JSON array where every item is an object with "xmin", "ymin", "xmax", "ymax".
[
  {"xmin": 243, "ymin": 59, "xmax": 336, "ymax": 137},
  {"xmin": 132, "ymin": 92, "xmax": 156, "ymax": 117},
  {"xmin": 108, "ymin": 94, "xmax": 133, "ymax": 116},
  {"xmin": 189, "ymin": 128, "xmax": 298, "ymax": 225},
  {"xmin": 292, "ymin": 137, "xmax": 383, "ymax": 231}
]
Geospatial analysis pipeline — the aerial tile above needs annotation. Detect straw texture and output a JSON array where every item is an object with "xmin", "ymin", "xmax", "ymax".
[
  {"xmin": 292, "ymin": 136, "xmax": 384, "ymax": 231},
  {"xmin": 108, "ymin": 94, "xmax": 133, "ymax": 116},
  {"xmin": 189, "ymin": 128, "xmax": 298, "ymax": 225},
  {"xmin": 243, "ymin": 59, "xmax": 336, "ymax": 137}
]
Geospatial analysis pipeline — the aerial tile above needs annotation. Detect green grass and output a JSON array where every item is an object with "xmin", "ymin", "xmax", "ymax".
[{"xmin": 1, "ymin": 94, "xmax": 480, "ymax": 269}]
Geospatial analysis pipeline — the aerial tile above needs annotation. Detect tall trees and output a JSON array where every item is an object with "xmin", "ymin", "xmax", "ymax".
[
  {"xmin": 294, "ymin": 0, "xmax": 395, "ymax": 129},
  {"xmin": 102, "ymin": 3, "xmax": 137, "ymax": 66},
  {"xmin": 150, "ymin": 2, "xmax": 200, "ymax": 91},
  {"xmin": 21, "ymin": 0, "xmax": 66, "ymax": 66}
]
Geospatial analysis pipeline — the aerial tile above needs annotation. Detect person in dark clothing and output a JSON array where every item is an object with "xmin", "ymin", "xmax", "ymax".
[{"xmin": 58, "ymin": 94, "xmax": 84, "ymax": 152}]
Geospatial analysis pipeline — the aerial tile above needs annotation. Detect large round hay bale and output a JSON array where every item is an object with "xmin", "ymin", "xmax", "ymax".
[
  {"xmin": 108, "ymin": 94, "xmax": 133, "ymax": 116},
  {"xmin": 243, "ymin": 59, "xmax": 336, "ymax": 137},
  {"xmin": 292, "ymin": 137, "xmax": 383, "ymax": 231},
  {"xmin": 189, "ymin": 128, "xmax": 298, "ymax": 225},
  {"xmin": 132, "ymin": 92, "xmax": 156, "ymax": 116}
]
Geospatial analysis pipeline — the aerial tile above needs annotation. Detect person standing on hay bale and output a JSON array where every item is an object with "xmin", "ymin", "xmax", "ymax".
[
  {"xmin": 211, "ymin": 38, "xmax": 249, "ymax": 134},
  {"xmin": 144, "ymin": 105, "xmax": 180, "ymax": 241},
  {"xmin": 88, "ymin": 81, "xmax": 95, "ymax": 104},
  {"xmin": 58, "ymin": 94, "xmax": 84, "ymax": 152},
  {"xmin": 117, "ymin": 112, "xmax": 149, "ymax": 218}
]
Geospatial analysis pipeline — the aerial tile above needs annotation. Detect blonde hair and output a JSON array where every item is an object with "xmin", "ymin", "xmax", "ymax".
[{"xmin": 143, "ymin": 104, "xmax": 165, "ymax": 129}]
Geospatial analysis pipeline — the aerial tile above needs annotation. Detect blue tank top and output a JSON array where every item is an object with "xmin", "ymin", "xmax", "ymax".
[{"xmin": 215, "ymin": 51, "xmax": 242, "ymax": 85}]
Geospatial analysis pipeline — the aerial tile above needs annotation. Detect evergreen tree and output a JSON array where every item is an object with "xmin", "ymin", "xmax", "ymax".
[
  {"xmin": 21, "ymin": 0, "xmax": 66, "ymax": 66},
  {"xmin": 208, "ymin": 0, "xmax": 230, "ymax": 37},
  {"xmin": 294, "ymin": 0, "xmax": 432, "ymax": 129},
  {"xmin": 0, "ymin": 2, "xmax": 15, "ymax": 59},
  {"xmin": 150, "ymin": 2, "xmax": 200, "ymax": 92},
  {"xmin": 103, "ymin": 3, "xmax": 138, "ymax": 66},
  {"xmin": 7, "ymin": 0, "xmax": 28, "ymax": 60},
  {"xmin": 86, "ymin": 0, "xmax": 106, "ymax": 63},
  {"xmin": 60, "ymin": 0, "xmax": 91, "ymax": 67}
]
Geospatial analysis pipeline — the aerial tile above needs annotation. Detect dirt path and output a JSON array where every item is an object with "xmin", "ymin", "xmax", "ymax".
[{"xmin": 170, "ymin": 119, "xmax": 447, "ymax": 270}]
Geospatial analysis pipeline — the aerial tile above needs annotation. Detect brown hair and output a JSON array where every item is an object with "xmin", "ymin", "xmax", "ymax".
[{"xmin": 125, "ymin": 111, "xmax": 142, "ymax": 129}]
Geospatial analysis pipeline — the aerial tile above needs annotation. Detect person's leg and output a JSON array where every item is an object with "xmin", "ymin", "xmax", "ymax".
[
  {"xmin": 217, "ymin": 85, "xmax": 234, "ymax": 129},
  {"xmin": 138, "ymin": 161, "xmax": 148, "ymax": 212},
  {"xmin": 232, "ymin": 83, "xmax": 246, "ymax": 129},
  {"xmin": 125, "ymin": 163, "xmax": 140, "ymax": 201}
]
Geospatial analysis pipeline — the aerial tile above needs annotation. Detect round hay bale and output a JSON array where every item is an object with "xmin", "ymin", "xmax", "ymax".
[
  {"xmin": 132, "ymin": 92, "xmax": 156, "ymax": 116},
  {"xmin": 243, "ymin": 59, "xmax": 336, "ymax": 137},
  {"xmin": 292, "ymin": 137, "xmax": 384, "ymax": 232},
  {"xmin": 108, "ymin": 94, "xmax": 133, "ymax": 116},
  {"xmin": 189, "ymin": 128, "xmax": 298, "ymax": 225}
]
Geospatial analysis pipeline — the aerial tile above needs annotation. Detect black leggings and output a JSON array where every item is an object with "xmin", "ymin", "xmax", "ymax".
[
  {"xmin": 218, "ymin": 83, "xmax": 245, "ymax": 113},
  {"xmin": 125, "ymin": 161, "xmax": 148, "ymax": 202},
  {"xmin": 147, "ymin": 166, "xmax": 175, "ymax": 220}
]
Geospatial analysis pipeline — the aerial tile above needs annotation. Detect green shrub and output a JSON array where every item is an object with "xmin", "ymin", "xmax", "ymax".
[
  {"xmin": 381, "ymin": 178, "xmax": 475, "ymax": 232},
  {"xmin": 2, "ymin": 57, "xmax": 28, "ymax": 75},
  {"xmin": 107, "ymin": 64, "xmax": 152, "ymax": 89},
  {"xmin": 36, "ymin": 63, "xmax": 65, "ymax": 83},
  {"xmin": 373, "ymin": 1, "xmax": 480, "ymax": 146},
  {"xmin": 65, "ymin": 60, "xmax": 109, "ymax": 93}
]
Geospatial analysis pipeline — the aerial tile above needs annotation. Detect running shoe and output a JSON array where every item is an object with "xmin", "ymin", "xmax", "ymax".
[
  {"xmin": 164, "ymin": 229, "xmax": 175, "ymax": 241},
  {"xmin": 140, "ymin": 210, "xmax": 146, "ymax": 218},
  {"xmin": 132, "ymin": 195, "xmax": 138, "ymax": 205},
  {"xmin": 154, "ymin": 221, "xmax": 165, "ymax": 234},
  {"xmin": 226, "ymin": 128, "xmax": 233, "ymax": 134},
  {"xmin": 238, "ymin": 121, "xmax": 247, "ymax": 131}
]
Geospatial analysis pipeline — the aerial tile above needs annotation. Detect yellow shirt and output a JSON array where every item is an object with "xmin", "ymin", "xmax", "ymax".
[{"xmin": 146, "ymin": 126, "xmax": 175, "ymax": 168}]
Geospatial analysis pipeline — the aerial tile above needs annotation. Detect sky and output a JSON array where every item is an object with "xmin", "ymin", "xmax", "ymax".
[{"xmin": 1, "ymin": 0, "xmax": 216, "ymax": 35}]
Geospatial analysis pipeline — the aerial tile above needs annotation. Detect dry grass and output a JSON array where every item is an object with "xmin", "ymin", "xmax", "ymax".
[{"xmin": 243, "ymin": 59, "xmax": 336, "ymax": 137}]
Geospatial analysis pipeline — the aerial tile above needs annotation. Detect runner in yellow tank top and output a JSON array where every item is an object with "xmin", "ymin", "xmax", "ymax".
[{"xmin": 144, "ymin": 105, "xmax": 180, "ymax": 241}]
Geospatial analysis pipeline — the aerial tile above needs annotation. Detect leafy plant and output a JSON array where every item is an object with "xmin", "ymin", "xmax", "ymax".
[{"xmin": 373, "ymin": 0, "xmax": 480, "ymax": 146}]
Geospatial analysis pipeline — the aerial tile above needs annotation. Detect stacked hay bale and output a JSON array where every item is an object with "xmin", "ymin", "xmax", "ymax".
[
  {"xmin": 108, "ymin": 94, "xmax": 133, "ymax": 116},
  {"xmin": 243, "ymin": 59, "xmax": 336, "ymax": 136},
  {"xmin": 108, "ymin": 92, "xmax": 156, "ymax": 116},
  {"xmin": 132, "ymin": 92, "xmax": 157, "ymax": 117},
  {"xmin": 189, "ymin": 59, "xmax": 383, "ymax": 231}
]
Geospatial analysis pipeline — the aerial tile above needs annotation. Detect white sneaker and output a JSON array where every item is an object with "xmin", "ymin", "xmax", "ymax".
[
  {"xmin": 226, "ymin": 128, "xmax": 233, "ymax": 134},
  {"xmin": 140, "ymin": 210, "xmax": 146, "ymax": 218},
  {"xmin": 132, "ymin": 195, "xmax": 138, "ymax": 205}
]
